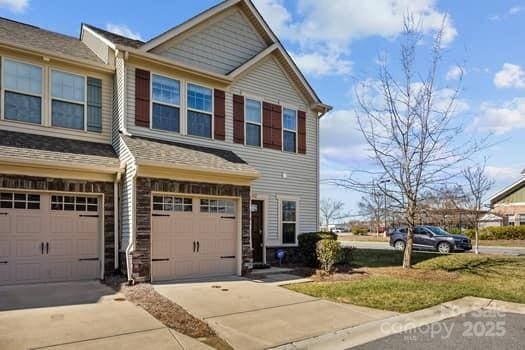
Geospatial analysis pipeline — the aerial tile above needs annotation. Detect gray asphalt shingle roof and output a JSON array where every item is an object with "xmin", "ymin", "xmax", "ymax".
[
  {"xmin": 83, "ymin": 24, "xmax": 145, "ymax": 49},
  {"xmin": 122, "ymin": 135, "xmax": 258, "ymax": 175},
  {"xmin": 0, "ymin": 17, "xmax": 103, "ymax": 64},
  {"xmin": 0, "ymin": 130, "xmax": 119, "ymax": 170}
]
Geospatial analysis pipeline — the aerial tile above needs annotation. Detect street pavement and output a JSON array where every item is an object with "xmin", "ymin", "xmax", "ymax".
[
  {"xmin": 353, "ymin": 311, "xmax": 524, "ymax": 350},
  {"xmin": 339, "ymin": 240, "xmax": 525, "ymax": 256}
]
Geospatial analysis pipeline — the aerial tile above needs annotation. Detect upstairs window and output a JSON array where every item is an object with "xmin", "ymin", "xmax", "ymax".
[
  {"xmin": 281, "ymin": 200, "xmax": 297, "ymax": 244},
  {"xmin": 51, "ymin": 70, "xmax": 85, "ymax": 130},
  {"xmin": 152, "ymin": 74, "xmax": 180, "ymax": 132},
  {"xmin": 3, "ymin": 59, "xmax": 42, "ymax": 124},
  {"xmin": 187, "ymin": 83, "xmax": 212, "ymax": 138},
  {"xmin": 283, "ymin": 108, "xmax": 297, "ymax": 153},
  {"xmin": 245, "ymin": 99, "xmax": 262, "ymax": 146}
]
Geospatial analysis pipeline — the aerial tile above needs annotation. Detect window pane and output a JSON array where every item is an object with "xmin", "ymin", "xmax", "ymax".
[
  {"xmin": 282, "ymin": 201, "xmax": 296, "ymax": 222},
  {"xmin": 52, "ymin": 100, "xmax": 84, "ymax": 130},
  {"xmin": 188, "ymin": 110, "xmax": 211, "ymax": 138},
  {"xmin": 187, "ymin": 84, "xmax": 212, "ymax": 112},
  {"xmin": 52, "ymin": 71, "xmax": 85, "ymax": 102},
  {"xmin": 4, "ymin": 59, "xmax": 42, "ymax": 94},
  {"xmin": 246, "ymin": 99, "xmax": 261, "ymax": 123},
  {"xmin": 152, "ymin": 103, "xmax": 180, "ymax": 132},
  {"xmin": 283, "ymin": 223, "xmax": 296, "ymax": 244},
  {"xmin": 152, "ymin": 75, "xmax": 180, "ymax": 105},
  {"xmin": 283, "ymin": 108, "xmax": 297, "ymax": 130},
  {"xmin": 283, "ymin": 130, "xmax": 296, "ymax": 152},
  {"xmin": 246, "ymin": 123, "xmax": 261, "ymax": 146},
  {"xmin": 4, "ymin": 91, "xmax": 41, "ymax": 124}
]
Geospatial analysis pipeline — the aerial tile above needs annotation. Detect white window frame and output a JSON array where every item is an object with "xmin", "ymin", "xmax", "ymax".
[
  {"xmin": 186, "ymin": 81, "xmax": 214, "ymax": 139},
  {"xmin": 244, "ymin": 96, "xmax": 263, "ymax": 148},
  {"xmin": 50, "ymin": 68, "xmax": 88, "ymax": 131},
  {"xmin": 0, "ymin": 56, "xmax": 44, "ymax": 125},
  {"xmin": 282, "ymin": 107, "xmax": 298, "ymax": 153},
  {"xmin": 278, "ymin": 195, "xmax": 300, "ymax": 246},
  {"xmin": 150, "ymin": 73, "xmax": 182, "ymax": 133}
]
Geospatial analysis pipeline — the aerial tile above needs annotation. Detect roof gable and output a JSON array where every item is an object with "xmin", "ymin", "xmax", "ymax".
[{"xmin": 150, "ymin": 7, "xmax": 267, "ymax": 74}]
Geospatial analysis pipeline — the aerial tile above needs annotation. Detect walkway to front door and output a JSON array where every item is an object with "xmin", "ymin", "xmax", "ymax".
[
  {"xmin": 251, "ymin": 200, "xmax": 264, "ymax": 263},
  {"xmin": 154, "ymin": 275, "xmax": 397, "ymax": 349}
]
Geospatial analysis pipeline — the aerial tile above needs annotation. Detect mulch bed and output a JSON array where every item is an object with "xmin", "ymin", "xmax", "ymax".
[{"xmin": 105, "ymin": 276, "xmax": 232, "ymax": 350}]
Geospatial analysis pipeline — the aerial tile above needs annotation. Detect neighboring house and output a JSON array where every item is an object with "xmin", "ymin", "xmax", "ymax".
[
  {"xmin": 489, "ymin": 173, "xmax": 525, "ymax": 227},
  {"xmin": 0, "ymin": 0, "xmax": 331, "ymax": 285},
  {"xmin": 478, "ymin": 213, "xmax": 503, "ymax": 228}
]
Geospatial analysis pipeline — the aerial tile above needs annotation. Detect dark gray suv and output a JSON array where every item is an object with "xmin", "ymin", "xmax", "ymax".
[{"xmin": 389, "ymin": 225, "xmax": 472, "ymax": 253}]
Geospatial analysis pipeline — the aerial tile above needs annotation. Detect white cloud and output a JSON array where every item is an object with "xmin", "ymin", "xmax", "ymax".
[
  {"xmin": 493, "ymin": 63, "xmax": 525, "ymax": 88},
  {"xmin": 489, "ymin": 6, "xmax": 525, "ymax": 21},
  {"xmin": 509, "ymin": 6, "xmax": 524, "ymax": 15},
  {"xmin": 255, "ymin": 0, "xmax": 456, "ymax": 50},
  {"xmin": 290, "ymin": 52, "xmax": 352, "ymax": 76},
  {"xmin": 320, "ymin": 109, "xmax": 370, "ymax": 166},
  {"xmin": 0, "ymin": 0, "xmax": 28, "ymax": 12},
  {"xmin": 485, "ymin": 166, "xmax": 521, "ymax": 183},
  {"xmin": 471, "ymin": 98, "xmax": 525, "ymax": 134},
  {"xmin": 106, "ymin": 23, "xmax": 143, "ymax": 41},
  {"xmin": 446, "ymin": 65, "xmax": 464, "ymax": 80}
]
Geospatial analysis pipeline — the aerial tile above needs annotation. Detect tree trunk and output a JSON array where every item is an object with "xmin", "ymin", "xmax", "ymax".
[
  {"xmin": 474, "ymin": 221, "xmax": 479, "ymax": 255},
  {"xmin": 403, "ymin": 201, "xmax": 416, "ymax": 269}
]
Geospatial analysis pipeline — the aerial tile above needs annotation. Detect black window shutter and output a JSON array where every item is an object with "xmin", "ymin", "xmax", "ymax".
[{"xmin": 87, "ymin": 77, "xmax": 102, "ymax": 132}]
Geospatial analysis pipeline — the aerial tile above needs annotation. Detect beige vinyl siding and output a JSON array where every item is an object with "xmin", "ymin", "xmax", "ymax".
[
  {"xmin": 81, "ymin": 28, "xmax": 112, "ymax": 64},
  {"xmin": 118, "ymin": 137, "xmax": 136, "ymax": 251},
  {"xmin": 151, "ymin": 8, "xmax": 267, "ymax": 75},
  {"xmin": 0, "ymin": 49, "xmax": 113, "ymax": 144},
  {"xmin": 125, "ymin": 55, "xmax": 318, "ymax": 245}
]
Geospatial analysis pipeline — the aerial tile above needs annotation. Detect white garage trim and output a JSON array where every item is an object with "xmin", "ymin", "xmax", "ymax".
[
  {"xmin": 0, "ymin": 187, "xmax": 105, "ymax": 281},
  {"xmin": 150, "ymin": 191, "xmax": 243, "ymax": 282}
]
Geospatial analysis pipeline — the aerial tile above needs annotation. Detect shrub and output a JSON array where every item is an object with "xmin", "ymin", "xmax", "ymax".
[
  {"xmin": 337, "ymin": 246, "xmax": 353, "ymax": 265},
  {"xmin": 298, "ymin": 232, "xmax": 336, "ymax": 267},
  {"xmin": 316, "ymin": 239, "xmax": 342, "ymax": 272},
  {"xmin": 462, "ymin": 226, "xmax": 525, "ymax": 240},
  {"xmin": 352, "ymin": 225, "xmax": 369, "ymax": 235}
]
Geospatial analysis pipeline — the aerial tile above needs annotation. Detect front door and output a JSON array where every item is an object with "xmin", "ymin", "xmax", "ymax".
[{"xmin": 251, "ymin": 200, "xmax": 264, "ymax": 263}]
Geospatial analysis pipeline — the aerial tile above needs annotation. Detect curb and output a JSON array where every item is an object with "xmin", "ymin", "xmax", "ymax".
[{"xmin": 271, "ymin": 297, "xmax": 522, "ymax": 350}]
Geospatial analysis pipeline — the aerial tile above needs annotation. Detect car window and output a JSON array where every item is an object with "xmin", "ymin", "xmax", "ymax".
[
  {"xmin": 414, "ymin": 227, "xmax": 429, "ymax": 235},
  {"xmin": 426, "ymin": 226, "xmax": 448, "ymax": 236},
  {"xmin": 399, "ymin": 228, "xmax": 407, "ymax": 234}
]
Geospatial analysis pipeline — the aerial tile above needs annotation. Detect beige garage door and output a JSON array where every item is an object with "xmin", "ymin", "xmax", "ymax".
[
  {"xmin": 0, "ymin": 191, "xmax": 100, "ymax": 285},
  {"xmin": 151, "ymin": 195, "xmax": 238, "ymax": 282}
]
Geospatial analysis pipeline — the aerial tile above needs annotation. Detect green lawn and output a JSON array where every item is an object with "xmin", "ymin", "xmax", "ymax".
[{"xmin": 286, "ymin": 250, "xmax": 525, "ymax": 313}]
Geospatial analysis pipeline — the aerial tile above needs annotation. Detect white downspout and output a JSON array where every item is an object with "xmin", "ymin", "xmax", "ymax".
[
  {"xmin": 114, "ymin": 171, "xmax": 122, "ymax": 270},
  {"xmin": 125, "ymin": 166, "xmax": 137, "ymax": 283}
]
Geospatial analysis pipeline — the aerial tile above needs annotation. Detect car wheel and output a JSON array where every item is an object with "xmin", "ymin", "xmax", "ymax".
[
  {"xmin": 437, "ymin": 242, "xmax": 451, "ymax": 254},
  {"xmin": 394, "ymin": 240, "xmax": 406, "ymax": 251}
]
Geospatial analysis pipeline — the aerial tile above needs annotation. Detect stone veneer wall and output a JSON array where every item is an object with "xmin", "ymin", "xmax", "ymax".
[
  {"xmin": 131, "ymin": 177, "xmax": 251, "ymax": 282},
  {"xmin": 0, "ymin": 174, "xmax": 116, "ymax": 274}
]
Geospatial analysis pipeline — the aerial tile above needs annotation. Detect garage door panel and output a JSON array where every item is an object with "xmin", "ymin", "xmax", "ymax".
[
  {"xmin": 15, "ymin": 215, "xmax": 42, "ymax": 234},
  {"xmin": 50, "ymin": 216, "xmax": 75, "ymax": 234},
  {"xmin": 174, "ymin": 238, "xmax": 194, "ymax": 257},
  {"xmin": 15, "ymin": 262, "xmax": 44, "ymax": 282},
  {"xmin": 77, "ymin": 218, "xmax": 98, "ymax": 233},
  {"xmin": 76, "ymin": 261, "xmax": 99, "ymax": 279},
  {"xmin": 47, "ymin": 239, "xmax": 73, "ymax": 257},
  {"xmin": 173, "ymin": 260, "xmax": 195, "ymax": 278},
  {"xmin": 16, "ymin": 240, "xmax": 42, "ymax": 258},
  {"xmin": 0, "ymin": 264, "xmax": 8, "ymax": 283},
  {"xmin": 77, "ymin": 239, "xmax": 98, "ymax": 256},
  {"xmin": 48, "ymin": 260, "xmax": 72, "ymax": 280},
  {"xmin": 172, "ymin": 217, "xmax": 194, "ymax": 234},
  {"xmin": 0, "ymin": 216, "xmax": 10, "ymax": 234},
  {"xmin": 0, "ymin": 240, "xmax": 9, "ymax": 258}
]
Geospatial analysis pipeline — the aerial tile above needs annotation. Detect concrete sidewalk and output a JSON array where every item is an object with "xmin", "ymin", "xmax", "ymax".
[
  {"xmin": 273, "ymin": 297, "xmax": 525, "ymax": 349},
  {"xmin": 154, "ymin": 275, "xmax": 397, "ymax": 349},
  {"xmin": 0, "ymin": 281, "xmax": 210, "ymax": 350}
]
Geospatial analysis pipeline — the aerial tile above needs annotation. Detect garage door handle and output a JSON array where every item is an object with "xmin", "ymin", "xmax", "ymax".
[
  {"xmin": 152, "ymin": 258, "xmax": 169, "ymax": 262},
  {"xmin": 152, "ymin": 213, "xmax": 170, "ymax": 217},
  {"xmin": 79, "ymin": 214, "xmax": 99, "ymax": 218},
  {"xmin": 221, "ymin": 216, "xmax": 236, "ymax": 219},
  {"xmin": 220, "ymin": 256, "xmax": 235, "ymax": 259},
  {"xmin": 0, "ymin": 261, "xmax": 7, "ymax": 264},
  {"xmin": 197, "ymin": 241, "xmax": 200, "ymax": 253},
  {"xmin": 46, "ymin": 242, "xmax": 49, "ymax": 254},
  {"xmin": 79, "ymin": 257, "xmax": 99, "ymax": 261},
  {"xmin": 0, "ymin": 212, "xmax": 7, "ymax": 216},
  {"xmin": 41, "ymin": 242, "xmax": 44, "ymax": 255}
]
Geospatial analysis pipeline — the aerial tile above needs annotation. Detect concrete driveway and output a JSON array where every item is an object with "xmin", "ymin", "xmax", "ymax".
[
  {"xmin": 0, "ymin": 281, "xmax": 208, "ymax": 350},
  {"xmin": 154, "ymin": 275, "xmax": 397, "ymax": 349}
]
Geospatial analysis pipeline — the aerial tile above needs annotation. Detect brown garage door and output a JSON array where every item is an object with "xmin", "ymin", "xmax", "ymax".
[
  {"xmin": 0, "ymin": 192, "xmax": 100, "ymax": 285},
  {"xmin": 151, "ymin": 195, "xmax": 238, "ymax": 282}
]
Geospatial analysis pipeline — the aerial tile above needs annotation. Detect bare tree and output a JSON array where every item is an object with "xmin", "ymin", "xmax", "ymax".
[
  {"xmin": 463, "ymin": 161, "xmax": 495, "ymax": 254},
  {"xmin": 320, "ymin": 198, "xmax": 347, "ymax": 228},
  {"xmin": 332, "ymin": 16, "xmax": 484, "ymax": 268}
]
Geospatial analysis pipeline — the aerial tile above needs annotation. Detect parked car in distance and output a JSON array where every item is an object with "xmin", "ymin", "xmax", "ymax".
[
  {"xmin": 389, "ymin": 225, "xmax": 472, "ymax": 253},
  {"xmin": 332, "ymin": 228, "xmax": 344, "ymax": 234}
]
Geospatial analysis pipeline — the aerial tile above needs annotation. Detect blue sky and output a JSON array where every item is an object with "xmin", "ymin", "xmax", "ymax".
[{"xmin": 2, "ymin": 0, "xmax": 524, "ymax": 214}]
